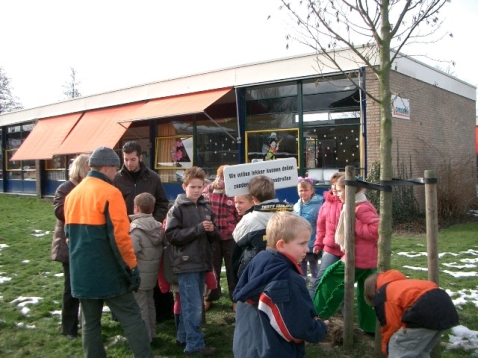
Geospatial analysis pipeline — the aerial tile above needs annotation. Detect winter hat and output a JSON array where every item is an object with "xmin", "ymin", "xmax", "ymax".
[{"xmin": 88, "ymin": 146, "xmax": 120, "ymax": 167}]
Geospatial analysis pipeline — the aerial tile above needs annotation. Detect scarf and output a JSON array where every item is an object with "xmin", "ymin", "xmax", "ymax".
[{"xmin": 334, "ymin": 191, "xmax": 367, "ymax": 250}]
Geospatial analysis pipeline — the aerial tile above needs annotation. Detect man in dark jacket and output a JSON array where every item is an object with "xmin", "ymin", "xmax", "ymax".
[
  {"xmin": 114, "ymin": 141, "xmax": 169, "ymax": 223},
  {"xmin": 114, "ymin": 141, "xmax": 172, "ymax": 321}
]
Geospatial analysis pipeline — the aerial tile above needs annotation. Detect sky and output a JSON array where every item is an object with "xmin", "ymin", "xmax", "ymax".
[
  {"xmin": 0, "ymin": 0, "xmax": 477, "ymax": 110},
  {"xmin": 1, "ymin": 230, "xmax": 478, "ymax": 354}
]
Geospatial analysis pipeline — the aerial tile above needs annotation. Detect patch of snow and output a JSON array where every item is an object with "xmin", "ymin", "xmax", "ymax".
[
  {"xmin": 402, "ymin": 265, "xmax": 428, "ymax": 271},
  {"xmin": 443, "ymin": 262, "xmax": 477, "ymax": 269},
  {"xmin": 446, "ymin": 288, "xmax": 478, "ymax": 309},
  {"xmin": 462, "ymin": 258, "xmax": 478, "ymax": 264},
  {"xmin": 444, "ymin": 325, "xmax": 478, "ymax": 356},
  {"xmin": 443, "ymin": 270, "xmax": 478, "ymax": 278},
  {"xmin": 397, "ymin": 251, "xmax": 427, "ymax": 258},
  {"xmin": 0, "ymin": 277, "xmax": 12, "ymax": 283},
  {"xmin": 106, "ymin": 335, "xmax": 126, "ymax": 349},
  {"xmin": 11, "ymin": 296, "xmax": 43, "ymax": 307}
]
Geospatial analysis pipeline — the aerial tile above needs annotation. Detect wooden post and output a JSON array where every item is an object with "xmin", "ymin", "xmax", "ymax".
[
  {"xmin": 343, "ymin": 166, "xmax": 356, "ymax": 348},
  {"xmin": 425, "ymin": 170, "xmax": 440, "ymax": 358},
  {"xmin": 425, "ymin": 170, "xmax": 439, "ymax": 284}
]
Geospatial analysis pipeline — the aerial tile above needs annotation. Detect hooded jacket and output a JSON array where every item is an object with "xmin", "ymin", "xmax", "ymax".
[
  {"xmin": 233, "ymin": 249, "xmax": 327, "ymax": 358},
  {"xmin": 373, "ymin": 270, "xmax": 459, "ymax": 356},
  {"xmin": 231, "ymin": 199, "xmax": 294, "ymax": 280},
  {"xmin": 342, "ymin": 200, "xmax": 379, "ymax": 269},
  {"xmin": 129, "ymin": 213, "xmax": 163, "ymax": 290},
  {"xmin": 114, "ymin": 161, "xmax": 169, "ymax": 223},
  {"xmin": 65, "ymin": 170, "xmax": 137, "ymax": 299},
  {"xmin": 313, "ymin": 190, "xmax": 343, "ymax": 257},
  {"xmin": 165, "ymin": 194, "xmax": 220, "ymax": 274},
  {"xmin": 293, "ymin": 194, "xmax": 323, "ymax": 252}
]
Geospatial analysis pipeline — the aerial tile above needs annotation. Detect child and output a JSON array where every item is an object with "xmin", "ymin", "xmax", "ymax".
[
  {"xmin": 165, "ymin": 166, "xmax": 220, "ymax": 356},
  {"xmin": 364, "ymin": 270, "xmax": 459, "ymax": 357},
  {"xmin": 157, "ymin": 261, "xmax": 217, "ymax": 347},
  {"xmin": 313, "ymin": 175, "xmax": 379, "ymax": 334},
  {"xmin": 231, "ymin": 175, "xmax": 293, "ymax": 281},
  {"xmin": 202, "ymin": 165, "xmax": 241, "ymax": 311},
  {"xmin": 293, "ymin": 176, "xmax": 323, "ymax": 280},
  {"xmin": 129, "ymin": 192, "xmax": 164, "ymax": 343},
  {"xmin": 233, "ymin": 211, "xmax": 328, "ymax": 357},
  {"xmin": 234, "ymin": 194, "xmax": 254, "ymax": 217},
  {"xmin": 309, "ymin": 172, "xmax": 344, "ymax": 298}
]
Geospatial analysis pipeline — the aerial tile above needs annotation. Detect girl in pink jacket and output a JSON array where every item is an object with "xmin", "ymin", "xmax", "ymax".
[
  {"xmin": 309, "ymin": 172, "xmax": 344, "ymax": 298},
  {"xmin": 313, "ymin": 175, "xmax": 379, "ymax": 334}
]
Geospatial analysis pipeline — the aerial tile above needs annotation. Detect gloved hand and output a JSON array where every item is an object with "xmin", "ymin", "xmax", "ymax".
[{"xmin": 126, "ymin": 265, "xmax": 141, "ymax": 292}]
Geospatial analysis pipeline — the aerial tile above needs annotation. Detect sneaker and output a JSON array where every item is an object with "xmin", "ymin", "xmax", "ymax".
[
  {"xmin": 176, "ymin": 340, "xmax": 186, "ymax": 347},
  {"xmin": 185, "ymin": 346, "xmax": 217, "ymax": 356}
]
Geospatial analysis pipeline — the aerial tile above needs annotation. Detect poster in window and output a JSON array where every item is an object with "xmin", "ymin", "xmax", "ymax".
[
  {"xmin": 155, "ymin": 136, "xmax": 193, "ymax": 170},
  {"xmin": 245, "ymin": 129, "xmax": 299, "ymax": 167}
]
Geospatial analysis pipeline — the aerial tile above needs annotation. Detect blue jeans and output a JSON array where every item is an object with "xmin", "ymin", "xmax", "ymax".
[
  {"xmin": 80, "ymin": 292, "xmax": 153, "ymax": 358},
  {"xmin": 309, "ymin": 251, "xmax": 341, "ymax": 299},
  {"xmin": 177, "ymin": 271, "xmax": 206, "ymax": 353}
]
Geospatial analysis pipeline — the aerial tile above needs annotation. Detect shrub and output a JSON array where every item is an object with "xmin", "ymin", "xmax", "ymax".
[{"xmin": 366, "ymin": 160, "xmax": 422, "ymax": 226}]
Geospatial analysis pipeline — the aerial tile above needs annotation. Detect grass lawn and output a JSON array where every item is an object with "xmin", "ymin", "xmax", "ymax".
[{"xmin": 0, "ymin": 195, "xmax": 477, "ymax": 357}]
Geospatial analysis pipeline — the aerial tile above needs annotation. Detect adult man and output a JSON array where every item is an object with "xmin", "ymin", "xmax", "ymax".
[
  {"xmin": 64, "ymin": 146, "xmax": 154, "ymax": 358},
  {"xmin": 113, "ymin": 141, "xmax": 173, "ymax": 321},
  {"xmin": 114, "ymin": 141, "xmax": 169, "ymax": 222}
]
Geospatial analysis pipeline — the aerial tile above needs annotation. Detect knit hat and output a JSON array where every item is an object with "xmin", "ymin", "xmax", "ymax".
[{"xmin": 88, "ymin": 146, "xmax": 120, "ymax": 167}]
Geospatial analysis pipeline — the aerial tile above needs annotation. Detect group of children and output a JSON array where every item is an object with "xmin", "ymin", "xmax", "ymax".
[{"xmin": 129, "ymin": 166, "xmax": 459, "ymax": 358}]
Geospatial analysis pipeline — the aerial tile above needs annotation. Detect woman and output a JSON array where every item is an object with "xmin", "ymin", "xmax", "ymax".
[
  {"xmin": 51, "ymin": 154, "xmax": 89, "ymax": 339},
  {"xmin": 313, "ymin": 175, "xmax": 379, "ymax": 334}
]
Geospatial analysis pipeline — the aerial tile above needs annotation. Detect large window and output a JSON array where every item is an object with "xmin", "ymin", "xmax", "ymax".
[
  {"xmin": 245, "ymin": 128, "xmax": 299, "ymax": 166},
  {"xmin": 6, "ymin": 124, "xmax": 36, "ymax": 180},
  {"xmin": 154, "ymin": 116, "xmax": 239, "ymax": 182},
  {"xmin": 45, "ymin": 155, "xmax": 68, "ymax": 181},
  {"xmin": 244, "ymin": 76, "xmax": 361, "ymax": 177}
]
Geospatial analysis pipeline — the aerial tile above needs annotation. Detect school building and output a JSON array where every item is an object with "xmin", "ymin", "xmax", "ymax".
[{"xmin": 0, "ymin": 49, "xmax": 476, "ymax": 203}]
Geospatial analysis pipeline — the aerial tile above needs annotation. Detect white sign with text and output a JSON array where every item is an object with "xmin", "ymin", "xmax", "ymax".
[{"xmin": 223, "ymin": 157, "xmax": 298, "ymax": 197}]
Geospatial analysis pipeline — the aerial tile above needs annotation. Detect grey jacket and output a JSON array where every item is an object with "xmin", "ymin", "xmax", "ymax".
[
  {"xmin": 129, "ymin": 213, "xmax": 164, "ymax": 290},
  {"xmin": 165, "ymin": 194, "xmax": 220, "ymax": 274}
]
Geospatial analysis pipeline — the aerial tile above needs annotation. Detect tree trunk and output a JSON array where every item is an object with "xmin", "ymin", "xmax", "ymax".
[{"xmin": 376, "ymin": 1, "xmax": 393, "ymax": 356}]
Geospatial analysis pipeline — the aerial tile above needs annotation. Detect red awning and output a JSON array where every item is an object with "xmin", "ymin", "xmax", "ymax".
[
  {"xmin": 11, "ymin": 112, "xmax": 82, "ymax": 160},
  {"xmin": 53, "ymin": 102, "xmax": 146, "ymax": 155},
  {"xmin": 123, "ymin": 88, "xmax": 232, "ymax": 122}
]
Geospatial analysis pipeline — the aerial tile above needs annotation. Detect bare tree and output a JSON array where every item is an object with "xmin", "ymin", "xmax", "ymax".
[
  {"xmin": 63, "ymin": 67, "xmax": 81, "ymax": 99},
  {"xmin": 279, "ymin": 0, "xmax": 450, "ymax": 269},
  {"xmin": 277, "ymin": 0, "xmax": 451, "ymax": 353},
  {"xmin": 0, "ymin": 66, "xmax": 23, "ymax": 114}
]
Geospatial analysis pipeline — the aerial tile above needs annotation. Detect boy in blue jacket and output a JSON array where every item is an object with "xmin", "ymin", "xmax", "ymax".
[{"xmin": 233, "ymin": 211, "xmax": 328, "ymax": 358}]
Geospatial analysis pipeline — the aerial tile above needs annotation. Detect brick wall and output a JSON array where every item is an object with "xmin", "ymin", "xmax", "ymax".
[{"xmin": 364, "ymin": 68, "xmax": 477, "ymax": 202}]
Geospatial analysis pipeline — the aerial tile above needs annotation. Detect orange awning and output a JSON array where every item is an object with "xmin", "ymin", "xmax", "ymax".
[
  {"xmin": 11, "ymin": 113, "xmax": 82, "ymax": 161},
  {"xmin": 125, "ymin": 88, "xmax": 232, "ymax": 122},
  {"xmin": 53, "ymin": 102, "xmax": 146, "ymax": 155}
]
